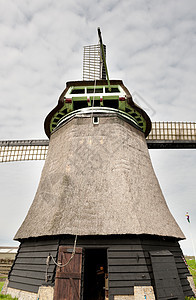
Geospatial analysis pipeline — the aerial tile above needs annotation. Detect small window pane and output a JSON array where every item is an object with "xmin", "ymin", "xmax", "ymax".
[
  {"xmin": 71, "ymin": 89, "xmax": 85, "ymax": 94},
  {"xmin": 105, "ymin": 87, "xmax": 120, "ymax": 93},
  {"xmin": 87, "ymin": 88, "xmax": 103, "ymax": 93}
]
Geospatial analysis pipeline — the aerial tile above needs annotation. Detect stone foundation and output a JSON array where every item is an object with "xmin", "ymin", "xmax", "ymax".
[
  {"xmin": 37, "ymin": 286, "xmax": 54, "ymax": 300},
  {"xmin": 114, "ymin": 296, "xmax": 134, "ymax": 300},
  {"xmin": 187, "ymin": 276, "xmax": 196, "ymax": 297},
  {"xmin": 134, "ymin": 286, "xmax": 155, "ymax": 300},
  {"xmin": 113, "ymin": 286, "xmax": 155, "ymax": 300},
  {"xmin": 6, "ymin": 287, "xmax": 37, "ymax": 300},
  {"xmin": 5, "ymin": 286, "xmax": 54, "ymax": 300}
]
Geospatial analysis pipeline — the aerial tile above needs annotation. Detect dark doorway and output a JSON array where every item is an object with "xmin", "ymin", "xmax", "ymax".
[{"xmin": 83, "ymin": 249, "xmax": 108, "ymax": 300}]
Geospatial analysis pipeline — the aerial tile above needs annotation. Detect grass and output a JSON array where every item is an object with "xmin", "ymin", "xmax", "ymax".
[
  {"xmin": 0, "ymin": 282, "xmax": 18, "ymax": 300},
  {"xmin": 187, "ymin": 259, "xmax": 196, "ymax": 286},
  {"xmin": 0, "ymin": 283, "xmax": 4, "ymax": 292},
  {"xmin": 185, "ymin": 258, "xmax": 196, "ymax": 300}
]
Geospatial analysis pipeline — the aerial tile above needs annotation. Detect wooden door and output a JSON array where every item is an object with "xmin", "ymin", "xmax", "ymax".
[{"xmin": 54, "ymin": 246, "xmax": 83, "ymax": 300}]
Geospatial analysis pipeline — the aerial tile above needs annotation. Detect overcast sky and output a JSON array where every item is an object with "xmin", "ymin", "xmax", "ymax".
[{"xmin": 0, "ymin": 0, "xmax": 196, "ymax": 255}]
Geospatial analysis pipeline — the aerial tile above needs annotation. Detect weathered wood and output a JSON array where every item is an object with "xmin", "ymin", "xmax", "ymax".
[
  {"xmin": 108, "ymin": 257, "xmax": 147, "ymax": 265},
  {"xmin": 108, "ymin": 245, "xmax": 143, "ymax": 251},
  {"xmin": 109, "ymin": 265, "xmax": 150, "ymax": 273},
  {"xmin": 8, "ymin": 239, "xmax": 58, "ymax": 294},
  {"xmin": 10, "ymin": 269, "xmax": 53, "ymax": 280},
  {"xmin": 13, "ymin": 263, "xmax": 54, "ymax": 272},
  {"xmin": 15, "ymin": 257, "xmax": 50, "ymax": 265},
  {"xmin": 107, "ymin": 251, "xmax": 145, "ymax": 258},
  {"xmin": 53, "ymin": 246, "xmax": 82, "ymax": 300},
  {"xmin": 8, "ymin": 280, "xmax": 39, "ymax": 293},
  {"xmin": 19, "ymin": 244, "xmax": 58, "ymax": 252},
  {"xmin": 109, "ymin": 273, "xmax": 150, "ymax": 281},
  {"xmin": 21, "ymin": 239, "xmax": 59, "ymax": 247},
  {"xmin": 109, "ymin": 280, "xmax": 151, "ymax": 287},
  {"xmin": 17, "ymin": 251, "xmax": 57, "ymax": 258},
  {"xmin": 109, "ymin": 287, "xmax": 134, "ymax": 295},
  {"xmin": 56, "ymin": 272, "xmax": 81, "ymax": 279},
  {"xmin": 150, "ymin": 250, "xmax": 184, "ymax": 300},
  {"xmin": 61, "ymin": 236, "xmax": 141, "ymax": 245},
  {"xmin": 9, "ymin": 275, "xmax": 44, "ymax": 286}
]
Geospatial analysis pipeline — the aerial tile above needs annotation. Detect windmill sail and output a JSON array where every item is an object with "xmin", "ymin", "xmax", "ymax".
[{"xmin": 1, "ymin": 122, "xmax": 196, "ymax": 163}]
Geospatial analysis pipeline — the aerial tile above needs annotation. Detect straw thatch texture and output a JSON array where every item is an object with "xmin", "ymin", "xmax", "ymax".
[{"xmin": 15, "ymin": 115, "xmax": 185, "ymax": 240}]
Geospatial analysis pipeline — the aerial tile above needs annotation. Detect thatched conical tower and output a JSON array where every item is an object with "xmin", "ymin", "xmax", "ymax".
[{"xmin": 6, "ymin": 79, "xmax": 195, "ymax": 300}]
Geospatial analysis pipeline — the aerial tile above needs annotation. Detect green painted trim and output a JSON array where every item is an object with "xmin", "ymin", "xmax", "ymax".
[
  {"xmin": 49, "ymin": 85, "xmax": 147, "ymax": 134},
  {"xmin": 90, "ymin": 96, "xmax": 101, "ymax": 101},
  {"xmin": 72, "ymin": 97, "xmax": 87, "ymax": 101},
  {"xmin": 118, "ymin": 101, "xmax": 125, "ymax": 111},
  {"xmin": 102, "ymin": 96, "xmax": 119, "ymax": 100}
]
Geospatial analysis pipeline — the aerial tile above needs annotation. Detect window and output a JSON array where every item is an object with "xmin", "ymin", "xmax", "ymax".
[
  {"xmin": 71, "ymin": 88, "xmax": 85, "ymax": 94},
  {"xmin": 93, "ymin": 117, "xmax": 99, "ymax": 124},
  {"xmin": 87, "ymin": 88, "xmax": 103, "ymax": 93},
  {"xmin": 73, "ymin": 101, "xmax": 88, "ymax": 110},
  {"xmin": 105, "ymin": 87, "xmax": 119, "ymax": 93},
  {"xmin": 103, "ymin": 99, "xmax": 119, "ymax": 109}
]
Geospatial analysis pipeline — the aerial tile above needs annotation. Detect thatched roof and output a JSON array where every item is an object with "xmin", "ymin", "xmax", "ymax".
[{"xmin": 15, "ymin": 113, "xmax": 185, "ymax": 240}]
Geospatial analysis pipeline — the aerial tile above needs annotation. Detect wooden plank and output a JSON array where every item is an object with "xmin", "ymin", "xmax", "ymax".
[
  {"xmin": 176, "ymin": 262, "xmax": 190, "ymax": 269},
  {"xmin": 108, "ymin": 257, "xmax": 147, "ymax": 265},
  {"xmin": 141, "ymin": 239, "xmax": 178, "ymax": 246},
  {"xmin": 17, "ymin": 251, "xmax": 57, "ymax": 258},
  {"xmin": 183, "ymin": 284, "xmax": 195, "ymax": 292},
  {"xmin": 21, "ymin": 239, "xmax": 59, "ymax": 247},
  {"xmin": 109, "ymin": 287, "xmax": 134, "ymax": 295},
  {"xmin": 109, "ymin": 265, "xmax": 149, "ymax": 273},
  {"xmin": 15, "ymin": 257, "xmax": 51, "ymax": 265},
  {"xmin": 56, "ymin": 272, "xmax": 81, "ymax": 279},
  {"xmin": 142, "ymin": 245, "xmax": 181, "ymax": 251},
  {"xmin": 109, "ymin": 245, "xmax": 143, "ymax": 251},
  {"xmin": 8, "ymin": 281, "xmax": 39, "ymax": 294},
  {"xmin": 174, "ymin": 257, "xmax": 186, "ymax": 263},
  {"xmin": 58, "ymin": 247, "xmax": 82, "ymax": 254},
  {"xmin": 20, "ymin": 244, "xmax": 59, "ymax": 253},
  {"xmin": 185, "ymin": 290, "xmax": 196, "ymax": 296},
  {"xmin": 180, "ymin": 278, "xmax": 192, "ymax": 286},
  {"xmin": 13, "ymin": 263, "xmax": 54, "ymax": 273},
  {"xmin": 9, "ymin": 275, "xmax": 44, "ymax": 286},
  {"xmin": 109, "ymin": 280, "xmax": 151, "ymax": 287},
  {"xmin": 150, "ymin": 250, "xmax": 184, "ymax": 299},
  {"xmin": 10, "ymin": 269, "xmax": 53, "ymax": 281},
  {"xmin": 108, "ymin": 251, "xmax": 145, "ymax": 258},
  {"xmin": 60, "ymin": 237, "xmax": 141, "ymax": 246},
  {"xmin": 109, "ymin": 273, "xmax": 151, "ymax": 281},
  {"xmin": 178, "ymin": 268, "xmax": 191, "ymax": 274}
]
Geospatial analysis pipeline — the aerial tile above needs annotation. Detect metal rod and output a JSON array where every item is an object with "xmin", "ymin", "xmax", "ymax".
[{"xmin": 97, "ymin": 27, "xmax": 111, "ymax": 91}]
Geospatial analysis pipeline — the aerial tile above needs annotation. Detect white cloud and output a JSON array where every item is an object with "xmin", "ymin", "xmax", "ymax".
[{"xmin": 0, "ymin": 0, "xmax": 196, "ymax": 255}]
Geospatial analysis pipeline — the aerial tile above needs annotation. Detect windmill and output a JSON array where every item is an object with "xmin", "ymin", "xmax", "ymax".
[{"xmin": 1, "ymin": 28, "xmax": 196, "ymax": 299}]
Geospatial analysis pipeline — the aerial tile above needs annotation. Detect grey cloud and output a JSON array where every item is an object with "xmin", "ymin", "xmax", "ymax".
[{"xmin": 0, "ymin": 0, "xmax": 196, "ymax": 254}]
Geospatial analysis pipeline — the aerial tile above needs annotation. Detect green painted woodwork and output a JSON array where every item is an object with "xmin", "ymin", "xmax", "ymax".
[{"xmin": 49, "ymin": 85, "xmax": 146, "ymax": 134}]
